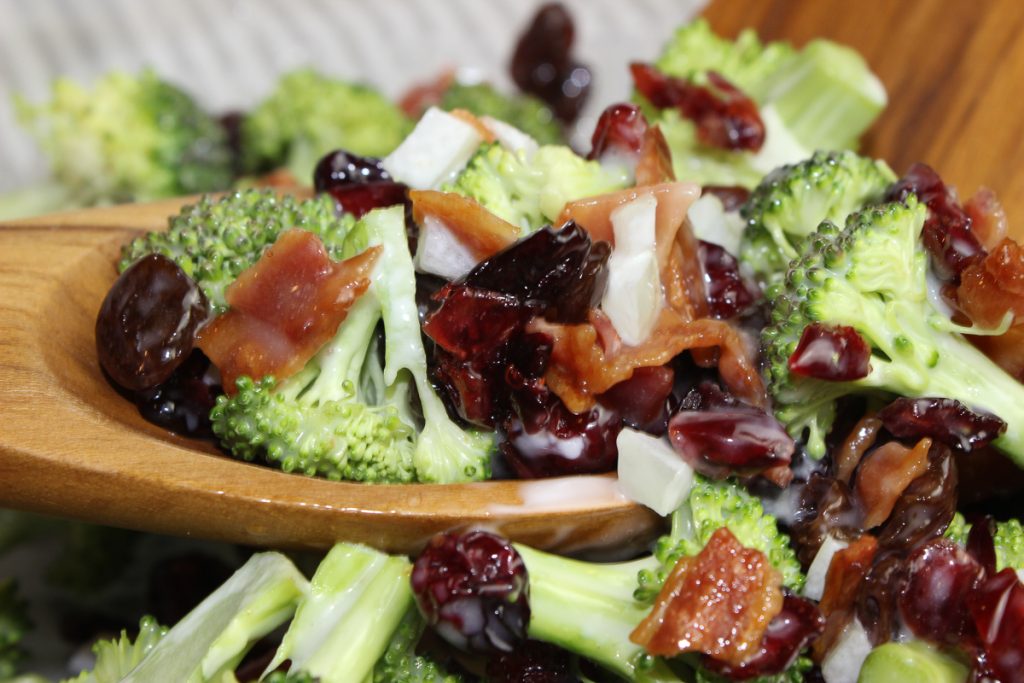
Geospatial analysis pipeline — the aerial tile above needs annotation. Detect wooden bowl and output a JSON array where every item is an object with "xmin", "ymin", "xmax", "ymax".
[{"xmin": 0, "ymin": 199, "xmax": 660, "ymax": 554}]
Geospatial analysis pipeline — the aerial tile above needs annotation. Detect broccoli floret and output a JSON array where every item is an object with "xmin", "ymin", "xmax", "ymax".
[
  {"xmin": 13, "ymin": 70, "xmax": 232, "ymax": 211},
  {"xmin": 515, "ymin": 477, "xmax": 804, "ymax": 682},
  {"xmin": 642, "ymin": 20, "xmax": 886, "ymax": 188},
  {"xmin": 119, "ymin": 190, "xmax": 353, "ymax": 313},
  {"xmin": 0, "ymin": 580, "xmax": 31, "ymax": 680},
  {"xmin": 440, "ymin": 82, "xmax": 562, "ymax": 145},
  {"xmin": 211, "ymin": 206, "xmax": 492, "ymax": 484},
  {"xmin": 373, "ymin": 608, "xmax": 464, "ymax": 683},
  {"xmin": 739, "ymin": 151, "xmax": 896, "ymax": 284},
  {"xmin": 61, "ymin": 616, "xmax": 167, "ymax": 683},
  {"xmin": 242, "ymin": 69, "xmax": 413, "ymax": 181},
  {"xmin": 763, "ymin": 197, "xmax": 1024, "ymax": 461},
  {"xmin": 445, "ymin": 143, "xmax": 628, "ymax": 232},
  {"xmin": 946, "ymin": 513, "xmax": 1024, "ymax": 571}
]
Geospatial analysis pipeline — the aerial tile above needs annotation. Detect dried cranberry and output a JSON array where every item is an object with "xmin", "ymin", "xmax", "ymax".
[
  {"xmin": 325, "ymin": 182, "xmax": 408, "ymax": 218},
  {"xmin": 510, "ymin": 3, "xmax": 590, "ymax": 123},
  {"xmin": 587, "ymin": 102, "xmax": 648, "ymax": 161},
  {"xmin": 899, "ymin": 538, "xmax": 985, "ymax": 645},
  {"xmin": 968, "ymin": 569, "xmax": 1024, "ymax": 683},
  {"xmin": 788, "ymin": 323, "xmax": 871, "ymax": 382},
  {"xmin": 678, "ymin": 379, "xmax": 741, "ymax": 412},
  {"xmin": 703, "ymin": 185, "xmax": 751, "ymax": 212},
  {"xmin": 134, "ymin": 349, "xmax": 221, "ymax": 438},
  {"xmin": 877, "ymin": 397, "xmax": 1006, "ymax": 452},
  {"xmin": 597, "ymin": 365, "xmax": 675, "ymax": 435},
  {"xmin": 312, "ymin": 149, "xmax": 392, "ymax": 191},
  {"xmin": 486, "ymin": 640, "xmax": 578, "ymax": 683},
  {"xmin": 97, "ymin": 254, "xmax": 210, "ymax": 392},
  {"xmin": 886, "ymin": 163, "xmax": 985, "ymax": 282},
  {"xmin": 631, "ymin": 63, "xmax": 764, "ymax": 151},
  {"xmin": 412, "ymin": 530, "xmax": 529, "ymax": 655},
  {"xmin": 425, "ymin": 285, "xmax": 535, "ymax": 361},
  {"xmin": 703, "ymin": 594, "xmax": 824, "ymax": 680},
  {"xmin": 699, "ymin": 240, "xmax": 760, "ymax": 319},
  {"xmin": 668, "ymin": 403, "xmax": 794, "ymax": 480}
]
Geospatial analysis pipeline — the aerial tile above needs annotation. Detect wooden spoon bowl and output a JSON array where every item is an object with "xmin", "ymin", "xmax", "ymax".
[{"xmin": 0, "ymin": 199, "xmax": 660, "ymax": 554}]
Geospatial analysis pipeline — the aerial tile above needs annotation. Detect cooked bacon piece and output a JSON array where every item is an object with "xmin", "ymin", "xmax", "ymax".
[
  {"xmin": 630, "ymin": 527, "xmax": 784, "ymax": 666},
  {"xmin": 965, "ymin": 188, "xmax": 1008, "ymax": 250},
  {"xmin": 958, "ymin": 238, "xmax": 1024, "ymax": 379},
  {"xmin": 813, "ymin": 534, "xmax": 878, "ymax": 661},
  {"xmin": 855, "ymin": 438, "xmax": 932, "ymax": 529},
  {"xmin": 410, "ymin": 190, "xmax": 521, "ymax": 261},
  {"xmin": 447, "ymin": 108, "xmax": 497, "ymax": 142},
  {"xmin": 399, "ymin": 69, "xmax": 455, "ymax": 118},
  {"xmin": 197, "ymin": 230, "xmax": 381, "ymax": 393},
  {"xmin": 532, "ymin": 307, "xmax": 765, "ymax": 414},
  {"xmin": 834, "ymin": 415, "xmax": 883, "ymax": 484},
  {"xmin": 634, "ymin": 126, "xmax": 676, "ymax": 186}
]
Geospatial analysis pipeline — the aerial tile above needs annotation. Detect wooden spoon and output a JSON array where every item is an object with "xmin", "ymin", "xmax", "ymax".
[{"xmin": 0, "ymin": 199, "xmax": 659, "ymax": 554}]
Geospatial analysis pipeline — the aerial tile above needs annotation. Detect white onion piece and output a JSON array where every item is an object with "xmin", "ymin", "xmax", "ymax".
[
  {"xmin": 687, "ymin": 193, "xmax": 745, "ymax": 257},
  {"xmin": 821, "ymin": 618, "xmax": 873, "ymax": 683},
  {"xmin": 750, "ymin": 104, "xmax": 812, "ymax": 175},
  {"xmin": 383, "ymin": 107, "xmax": 482, "ymax": 189},
  {"xmin": 480, "ymin": 116, "xmax": 539, "ymax": 159},
  {"xmin": 413, "ymin": 215, "xmax": 479, "ymax": 280},
  {"xmin": 803, "ymin": 535, "xmax": 849, "ymax": 601},
  {"xmin": 616, "ymin": 428, "xmax": 695, "ymax": 516},
  {"xmin": 600, "ymin": 194, "xmax": 662, "ymax": 346}
]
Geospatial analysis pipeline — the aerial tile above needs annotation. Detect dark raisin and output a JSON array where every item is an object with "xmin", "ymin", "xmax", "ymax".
[
  {"xmin": 486, "ymin": 640, "xmax": 578, "ymax": 683},
  {"xmin": 411, "ymin": 531, "xmax": 529, "ymax": 655},
  {"xmin": 134, "ymin": 349, "xmax": 221, "ymax": 438},
  {"xmin": 96, "ymin": 254, "xmax": 209, "ymax": 392},
  {"xmin": 788, "ymin": 323, "xmax": 871, "ymax": 382},
  {"xmin": 877, "ymin": 397, "xmax": 1006, "ymax": 452},
  {"xmin": 312, "ymin": 149, "xmax": 392, "ymax": 192}
]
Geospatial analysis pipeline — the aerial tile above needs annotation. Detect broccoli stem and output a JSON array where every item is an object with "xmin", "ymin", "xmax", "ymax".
[{"xmin": 514, "ymin": 545, "xmax": 683, "ymax": 683}]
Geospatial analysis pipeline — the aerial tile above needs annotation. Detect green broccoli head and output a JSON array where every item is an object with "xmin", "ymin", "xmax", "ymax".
[
  {"xmin": 0, "ymin": 580, "xmax": 30, "ymax": 680},
  {"xmin": 241, "ymin": 69, "xmax": 413, "ymax": 181},
  {"xmin": 763, "ymin": 197, "xmax": 1024, "ymax": 461},
  {"xmin": 444, "ymin": 143, "xmax": 628, "ymax": 232},
  {"xmin": 119, "ymin": 190, "xmax": 353, "ymax": 313},
  {"xmin": 740, "ymin": 150, "xmax": 896, "ymax": 284},
  {"xmin": 440, "ymin": 82, "xmax": 562, "ymax": 145},
  {"xmin": 15, "ymin": 69, "xmax": 232, "ymax": 206},
  {"xmin": 373, "ymin": 608, "xmax": 465, "ymax": 683},
  {"xmin": 61, "ymin": 616, "xmax": 167, "ymax": 683},
  {"xmin": 636, "ymin": 476, "xmax": 804, "ymax": 604}
]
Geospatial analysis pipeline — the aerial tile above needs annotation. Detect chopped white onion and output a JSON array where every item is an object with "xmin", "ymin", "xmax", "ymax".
[
  {"xmin": 750, "ymin": 104, "xmax": 811, "ymax": 175},
  {"xmin": 382, "ymin": 107, "xmax": 482, "ymax": 189},
  {"xmin": 413, "ymin": 215, "xmax": 479, "ymax": 280},
  {"xmin": 600, "ymin": 195, "xmax": 662, "ymax": 346},
  {"xmin": 616, "ymin": 428, "xmax": 695, "ymax": 516},
  {"xmin": 803, "ymin": 535, "xmax": 849, "ymax": 601},
  {"xmin": 480, "ymin": 116, "xmax": 539, "ymax": 159},
  {"xmin": 687, "ymin": 193, "xmax": 745, "ymax": 257},
  {"xmin": 821, "ymin": 618, "xmax": 873, "ymax": 683}
]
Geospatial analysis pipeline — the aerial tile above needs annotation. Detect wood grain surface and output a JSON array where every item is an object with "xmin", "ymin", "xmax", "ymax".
[
  {"xmin": 0, "ymin": 200, "xmax": 659, "ymax": 554},
  {"xmin": 705, "ymin": 0, "xmax": 1024, "ymax": 236}
]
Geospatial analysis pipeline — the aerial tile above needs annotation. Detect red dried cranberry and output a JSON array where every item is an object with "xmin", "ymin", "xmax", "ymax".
[
  {"xmin": 431, "ymin": 349, "xmax": 504, "ymax": 428},
  {"xmin": 702, "ymin": 594, "xmax": 825, "ymax": 680},
  {"xmin": 876, "ymin": 397, "xmax": 1006, "ymax": 452},
  {"xmin": 411, "ymin": 530, "xmax": 529, "ymax": 655},
  {"xmin": 667, "ymin": 404, "xmax": 794, "ymax": 480},
  {"xmin": 96, "ymin": 254, "xmax": 210, "ymax": 392},
  {"xmin": 425, "ymin": 285, "xmax": 535, "ymax": 362},
  {"xmin": 968, "ymin": 569, "xmax": 1024, "ymax": 683},
  {"xmin": 510, "ymin": 3, "xmax": 590, "ymax": 123},
  {"xmin": 312, "ymin": 149, "xmax": 392, "ymax": 191},
  {"xmin": 325, "ymin": 182, "xmax": 408, "ymax": 218},
  {"xmin": 788, "ymin": 323, "xmax": 871, "ymax": 382},
  {"xmin": 587, "ymin": 102, "xmax": 648, "ymax": 161},
  {"xmin": 679, "ymin": 379, "xmax": 741, "ymax": 412},
  {"xmin": 597, "ymin": 365, "xmax": 675, "ymax": 435},
  {"xmin": 899, "ymin": 538, "xmax": 985, "ymax": 645},
  {"xmin": 699, "ymin": 240, "xmax": 761, "ymax": 319},
  {"xmin": 630, "ymin": 63, "xmax": 764, "ymax": 151},
  {"xmin": 886, "ymin": 163, "xmax": 985, "ymax": 282},
  {"xmin": 134, "ymin": 349, "xmax": 221, "ymax": 438},
  {"xmin": 703, "ymin": 185, "xmax": 751, "ymax": 212},
  {"xmin": 486, "ymin": 640, "xmax": 578, "ymax": 683}
]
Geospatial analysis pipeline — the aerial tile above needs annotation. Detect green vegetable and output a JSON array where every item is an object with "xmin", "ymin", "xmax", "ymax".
[
  {"xmin": 762, "ymin": 196, "xmax": 1024, "ymax": 460},
  {"xmin": 440, "ymin": 82, "xmax": 562, "ymax": 145},
  {"xmin": 857, "ymin": 641, "xmax": 968, "ymax": 683},
  {"xmin": 9, "ymin": 69, "xmax": 232, "ymax": 216},
  {"xmin": 739, "ymin": 150, "xmax": 896, "ymax": 284},
  {"xmin": 210, "ymin": 206, "xmax": 493, "ymax": 484},
  {"xmin": 515, "ymin": 477, "xmax": 804, "ymax": 682},
  {"xmin": 641, "ymin": 19, "xmax": 886, "ymax": 188},
  {"xmin": 372, "ymin": 607, "xmax": 463, "ymax": 683},
  {"xmin": 61, "ymin": 616, "xmax": 167, "ymax": 683},
  {"xmin": 241, "ymin": 69, "xmax": 413, "ymax": 181},
  {"xmin": 946, "ymin": 513, "xmax": 1024, "ymax": 570},
  {"xmin": 0, "ymin": 580, "xmax": 31, "ymax": 680},
  {"xmin": 445, "ymin": 142, "xmax": 628, "ymax": 232},
  {"xmin": 119, "ymin": 190, "xmax": 353, "ymax": 314}
]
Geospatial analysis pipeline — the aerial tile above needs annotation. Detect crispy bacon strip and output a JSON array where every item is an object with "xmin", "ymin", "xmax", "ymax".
[
  {"xmin": 630, "ymin": 527, "xmax": 784, "ymax": 666},
  {"xmin": 410, "ymin": 190, "xmax": 521, "ymax": 261},
  {"xmin": 634, "ymin": 125, "xmax": 676, "ymax": 187},
  {"xmin": 813, "ymin": 534, "xmax": 878, "ymax": 661},
  {"xmin": 532, "ymin": 307, "xmax": 765, "ymax": 413},
  {"xmin": 855, "ymin": 438, "xmax": 932, "ymax": 529},
  {"xmin": 447, "ymin": 108, "xmax": 497, "ymax": 142},
  {"xmin": 197, "ymin": 230, "xmax": 381, "ymax": 393}
]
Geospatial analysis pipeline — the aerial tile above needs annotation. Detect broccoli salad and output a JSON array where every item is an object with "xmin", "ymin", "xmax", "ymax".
[{"xmin": 8, "ymin": 7, "xmax": 1024, "ymax": 683}]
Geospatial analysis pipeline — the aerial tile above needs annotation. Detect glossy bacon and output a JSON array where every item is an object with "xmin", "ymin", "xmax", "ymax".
[
  {"xmin": 410, "ymin": 190, "xmax": 521, "ymax": 261},
  {"xmin": 532, "ymin": 307, "xmax": 765, "ymax": 414},
  {"xmin": 855, "ymin": 438, "xmax": 932, "ymax": 529},
  {"xmin": 965, "ymin": 187, "xmax": 1008, "ymax": 250},
  {"xmin": 197, "ymin": 230, "xmax": 380, "ymax": 393},
  {"xmin": 634, "ymin": 126, "xmax": 676, "ymax": 186},
  {"xmin": 630, "ymin": 527, "xmax": 784, "ymax": 666}
]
